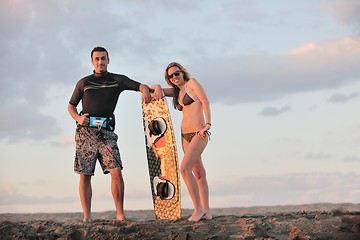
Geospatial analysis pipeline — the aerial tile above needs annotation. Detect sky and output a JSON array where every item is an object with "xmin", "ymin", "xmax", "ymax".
[{"xmin": 1, "ymin": 0, "xmax": 360, "ymax": 213}]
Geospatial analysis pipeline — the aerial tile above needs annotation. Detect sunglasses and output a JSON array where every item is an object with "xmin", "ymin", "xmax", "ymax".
[{"xmin": 168, "ymin": 71, "xmax": 181, "ymax": 79}]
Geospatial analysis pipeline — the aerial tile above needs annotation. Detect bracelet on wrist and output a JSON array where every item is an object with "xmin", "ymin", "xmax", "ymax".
[{"xmin": 206, "ymin": 123, "xmax": 211, "ymax": 126}]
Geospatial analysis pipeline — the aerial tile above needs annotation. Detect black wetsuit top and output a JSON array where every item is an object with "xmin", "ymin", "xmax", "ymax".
[{"xmin": 69, "ymin": 71, "xmax": 141, "ymax": 117}]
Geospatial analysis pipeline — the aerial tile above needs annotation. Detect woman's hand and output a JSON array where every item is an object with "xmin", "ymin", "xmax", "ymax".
[
  {"xmin": 198, "ymin": 123, "xmax": 211, "ymax": 139},
  {"xmin": 151, "ymin": 84, "xmax": 163, "ymax": 100}
]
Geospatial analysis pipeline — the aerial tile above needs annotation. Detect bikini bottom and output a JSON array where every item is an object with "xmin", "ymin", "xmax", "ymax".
[{"xmin": 181, "ymin": 131, "xmax": 211, "ymax": 143}]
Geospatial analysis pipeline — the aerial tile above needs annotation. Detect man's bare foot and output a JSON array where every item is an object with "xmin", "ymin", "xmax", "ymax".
[
  {"xmin": 116, "ymin": 214, "xmax": 125, "ymax": 221},
  {"xmin": 83, "ymin": 212, "xmax": 92, "ymax": 223},
  {"xmin": 188, "ymin": 210, "xmax": 206, "ymax": 222},
  {"xmin": 83, "ymin": 218, "xmax": 92, "ymax": 223}
]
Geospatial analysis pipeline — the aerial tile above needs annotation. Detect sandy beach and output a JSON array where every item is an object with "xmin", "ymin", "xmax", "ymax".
[{"xmin": 1, "ymin": 203, "xmax": 360, "ymax": 239}]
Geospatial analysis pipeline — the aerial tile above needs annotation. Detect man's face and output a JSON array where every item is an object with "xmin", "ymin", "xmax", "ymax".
[{"xmin": 91, "ymin": 51, "xmax": 109, "ymax": 73}]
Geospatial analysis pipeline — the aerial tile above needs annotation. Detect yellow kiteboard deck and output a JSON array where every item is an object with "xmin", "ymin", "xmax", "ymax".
[{"xmin": 141, "ymin": 94, "xmax": 181, "ymax": 220}]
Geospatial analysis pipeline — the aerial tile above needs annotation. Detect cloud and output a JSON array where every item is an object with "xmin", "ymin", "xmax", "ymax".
[
  {"xmin": 0, "ymin": 0, "xmax": 155, "ymax": 142},
  {"xmin": 0, "ymin": 185, "xmax": 76, "ymax": 206},
  {"xmin": 305, "ymin": 152, "xmax": 333, "ymax": 160},
  {"xmin": 210, "ymin": 172, "xmax": 360, "ymax": 207},
  {"xmin": 193, "ymin": 38, "xmax": 360, "ymax": 104},
  {"xmin": 328, "ymin": 92, "xmax": 359, "ymax": 103},
  {"xmin": 325, "ymin": 0, "xmax": 360, "ymax": 27},
  {"xmin": 2, "ymin": 0, "xmax": 360, "ymax": 143},
  {"xmin": 324, "ymin": 0, "xmax": 360, "ymax": 37},
  {"xmin": 259, "ymin": 105, "xmax": 290, "ymax": 117},
  {"xmin": 0, "ymin": 102, "xmax": 61, "ymax": 142},
  {"xmin": 344, "ymin": 156, "xmax": 360, "ymax": 163},
  {"xmin": 49, "ymin": 135, "xmax": 74, "ymax": 147},
  {"xmin": 0, "ymin": 183, "xmax": 152, "ymax": 213},
  {"xmin": 1, "ymin": 172, "xmax": 359, "ymax": 212},
  {"xmin": 0, "ymin": 182, "xmax": 149, "ymax": 206},
  {"xmin": 0, "ymin": 185, "xmax": 79, "ymax": 213}
]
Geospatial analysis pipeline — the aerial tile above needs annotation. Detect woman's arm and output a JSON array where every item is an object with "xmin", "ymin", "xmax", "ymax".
[
  {"xmin": 162, "ymin": 87, "xmax": 174, "ymax": 97},
  {"xmin": 151, "ymin": 85, "xmax": 174, "ymax": 97},
  {"xmin": 189, "ymin": 78, "xmax": 211, "ymax": 131}
]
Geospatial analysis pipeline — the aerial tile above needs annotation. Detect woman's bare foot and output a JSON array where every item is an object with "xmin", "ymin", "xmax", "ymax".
[
  {"xmin": 188, "ymin": 210, "xmax": 206, "ymax": 222},
  {"xmin": 201, "ymin": 212, "xmax": 213, "ymax": 220}
]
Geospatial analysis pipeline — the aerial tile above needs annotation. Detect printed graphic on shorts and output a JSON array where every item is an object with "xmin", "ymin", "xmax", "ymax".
[{"xmin": 74, "ymin": 127, "xmax": 122, "ymax": 175}]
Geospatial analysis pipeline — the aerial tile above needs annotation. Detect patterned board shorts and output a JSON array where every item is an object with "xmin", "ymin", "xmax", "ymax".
[{"xmin": 74, "ymin": 126, "xmax": 123, "ymax": 175}]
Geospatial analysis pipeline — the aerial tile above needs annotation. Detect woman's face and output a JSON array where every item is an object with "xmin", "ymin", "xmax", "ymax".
[{"xmin": 167, "ymin": 66, "xmax": 184, "ymax": 86}]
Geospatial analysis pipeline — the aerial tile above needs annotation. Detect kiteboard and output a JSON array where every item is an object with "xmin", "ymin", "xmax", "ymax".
[{"xmin": 141, "ymin": 93, "xmax": 181, "ymax": 220}]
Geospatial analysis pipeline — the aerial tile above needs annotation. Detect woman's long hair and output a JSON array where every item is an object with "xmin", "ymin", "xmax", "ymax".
[{"xmin": 164, "ymin": 62, "xmax": 191, "ymax": 110}]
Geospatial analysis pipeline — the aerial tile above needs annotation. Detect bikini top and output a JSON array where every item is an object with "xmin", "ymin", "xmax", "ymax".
[
  {"xmin": 177, "ymin": 84, "xmax": 196, "ymax": 111},
  {"xmin": 182, "ymin": 92, "xmax": 195, "ymax": 106}
]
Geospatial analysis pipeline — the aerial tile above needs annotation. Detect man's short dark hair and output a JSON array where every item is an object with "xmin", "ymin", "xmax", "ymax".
[{"xmin": 91, "ymin": 46, "xmax": 109, "ymax": 59}]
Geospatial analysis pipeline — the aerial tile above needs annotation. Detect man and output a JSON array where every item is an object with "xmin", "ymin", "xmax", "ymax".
[{"xmin": 68, "ymin": 46, "xmax": 154, "ymax": 222}]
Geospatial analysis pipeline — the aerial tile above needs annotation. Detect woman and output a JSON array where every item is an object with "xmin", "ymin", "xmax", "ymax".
[{"xmin": 155, "ymin": 62, "xmax": 212, "ymax": 221}]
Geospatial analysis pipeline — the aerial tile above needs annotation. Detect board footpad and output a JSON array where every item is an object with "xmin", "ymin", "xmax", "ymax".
[{"xmin": 153, "ymin": 176, "xmax": 175, "ymax": 200}]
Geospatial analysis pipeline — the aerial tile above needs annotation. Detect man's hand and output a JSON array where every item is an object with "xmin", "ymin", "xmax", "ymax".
[
  {"xmin": 140, "ymin": 84, "xmax": 151, "ymax": 103},
  {"xmin": 68, "ymin": 104, "xmax": 89, "ymax": 126},
  {"xmin": 78, "ymin": 113, "xmax": 89, "ymax": 126}
]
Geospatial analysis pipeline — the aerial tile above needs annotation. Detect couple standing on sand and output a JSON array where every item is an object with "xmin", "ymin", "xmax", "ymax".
[{"xmin": 68, "ymin": 47, "xmax": 212, "ymax": 222}]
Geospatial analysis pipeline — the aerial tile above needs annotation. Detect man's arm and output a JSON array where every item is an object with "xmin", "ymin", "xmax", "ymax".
[{"xmin": 68, "ymin": 103, "xmax": 89, "ymax": 126}]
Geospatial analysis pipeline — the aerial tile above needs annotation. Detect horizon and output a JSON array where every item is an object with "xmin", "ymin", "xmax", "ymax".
[{"xmin": 1, "ymin": 202, "xmax": 359, "ymax": 215}]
